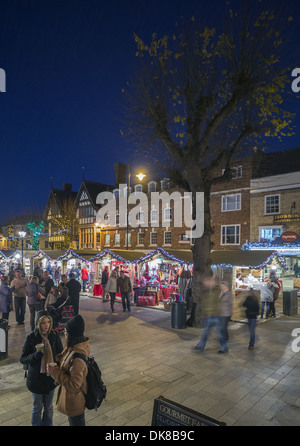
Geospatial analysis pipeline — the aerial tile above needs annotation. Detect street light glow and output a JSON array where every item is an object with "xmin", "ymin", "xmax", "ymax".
[{"xmin": 136, "ymin": 173, "xmax": 146, "ymax": 181}]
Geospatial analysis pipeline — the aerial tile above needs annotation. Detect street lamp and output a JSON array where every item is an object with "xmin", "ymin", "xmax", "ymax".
[
  {"xmin": 18, "ymin": 230, "xmax": 26, "ymax": 269},
  {"xmin": 126, "ymin": 164, "xmax": 146, "ymax": 250}
]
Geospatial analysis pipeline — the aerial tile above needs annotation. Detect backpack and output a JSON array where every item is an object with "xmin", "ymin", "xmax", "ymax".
[{"xmin": 70, "ymin": 353, "xmax": 107, "ymax": 410}]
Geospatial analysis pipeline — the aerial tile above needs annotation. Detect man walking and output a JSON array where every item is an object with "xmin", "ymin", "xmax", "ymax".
[
  {"xmin": 66, "ymin": 273, "xmax": 81, "ymax": 315},
  {"xmin": 194, "ymin": 276, "xmax": 228, "ymax": 353},
  {"xmin": 11, "ymin": 269, "xmax": 28, "ymax": 325},
  {"xmin": 117, "ymin": 271, "xmax": 132, "ymax": 312}
]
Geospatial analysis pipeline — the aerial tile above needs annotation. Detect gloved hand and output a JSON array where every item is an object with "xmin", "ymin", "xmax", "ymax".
[{"xmin": 33, "ymin": 350, "xmax": 43, "ymax": 360}]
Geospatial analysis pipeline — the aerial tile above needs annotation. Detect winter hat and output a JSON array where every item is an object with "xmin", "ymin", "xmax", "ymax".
[{"xmin": 66, "ymin": 314, "xmax": 85, "ymax": 337}]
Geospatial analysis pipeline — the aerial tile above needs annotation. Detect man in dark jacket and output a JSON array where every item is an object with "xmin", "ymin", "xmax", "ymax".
[
  {"xmin": 66, "ymin": 273, "xmax": 81, "ymax": 315},
  {"xmin": 20, "ymin": 310, "xmax": 63, "ymax": 426},
  {"xmin": 101, "ymin": 266, "xmax": 109, "ymax": 301},
  {"xmin": 41, "ymin": 271, "xmax": 54, "ymax": 299},
  {"xmin": 117, "ymin": 271, "xmax": 132, "ymax": 312}
]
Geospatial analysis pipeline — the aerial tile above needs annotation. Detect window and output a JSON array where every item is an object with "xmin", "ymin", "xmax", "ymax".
[
  {"xmin": 125, "ymin": 232, "xmax": 131, "ymax": 247},
  {"xmin": 179, "ymin": 233, "xmax": 191, "ymax": 243},
  {"xmin": 164, "ymin": 231, "xmax": 172, "ymax": 245},
  {"xmin": 148, "ymin": 181, "xmax": 157, "ymax": 193},
  {"xmin": 259, "ymin": 227, "xmax": 282, "ymax": 242},
  {"xmin": 114, "ymin": 233, "xmax": 120, "ymax": 245},
  {"xmin": 115, "ymin": 214, "xmax": 120, "ymax": 226},
  {"xmin": 161, "ymin": 178, "xmax": 170, "ymax": 190},
  {"xmin": 137, "ymin": 211, "xmax": 145, "ymax": 224},
  {"xmin": 222, "ymin": 166, "xmax": 242, "ymax": 179},
  {"xmin": 105, "ymin": 234, "xmax": 110, "ymax": 246},
  {"xmin": 134, "ymin": 184, "xmax": 143, "ymax": 194},
  {"xmin": 137, "ymin": 232, "xmax": 145, "ymax": 245},
  {"xmin": 222, "ymin": 194, "xmax": 241, "ymax": 212},
  {"xmin": 150, "ymin": 232, "xmax": 157, "ymax": 245},
  {"xmin": 151, "ymin": 209, "xmax": 158, "ymax": 223},
  {"xmin": 164, "ymin": 207, "xmax": 172, "ymax": 221},
  {"xmin": 265, "ymin": 195, "xmax": 280, "ymax": 214},
  {"xmin": 221, "ymin": 225, "xmax": 240, "ymax": 245},
  {"xmin": 113, "ymin": 189, "xmax": 120, "ymax": 199}
]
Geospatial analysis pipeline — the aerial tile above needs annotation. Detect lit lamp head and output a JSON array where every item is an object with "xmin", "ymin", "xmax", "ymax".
[
  {"xmin": 136, "ymin": 173, "xmax": 146, "ymax": 181},
  {"xmin": 18, "ymin": 231, "xmax": 26, "ymax": 238}
]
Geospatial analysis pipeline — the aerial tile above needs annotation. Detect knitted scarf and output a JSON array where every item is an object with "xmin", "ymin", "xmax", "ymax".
[{"xmin": 40, "ymin": 334, "xmax": 54, "ymax": 374}]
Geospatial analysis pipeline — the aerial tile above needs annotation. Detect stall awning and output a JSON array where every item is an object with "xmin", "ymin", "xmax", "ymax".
[
  {"xmin": 89, "ymin": 249, "xmax": 147, "ymax": 263},
  {"xmin": 134, "ymin": 248, "xmax": 192, "ymax": 264},
  {"xmin": 210, "ymin": 250, "xmax": 288, "ymax": 270},
  {"xmin": 136, "ymin": 248, "xmax": 288, "ymax": 269},
  {"xmin": 0, "ymin": 250, "xmax": 8, "ymax": 259}
]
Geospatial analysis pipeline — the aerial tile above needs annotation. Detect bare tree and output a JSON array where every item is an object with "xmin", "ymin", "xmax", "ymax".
[{"xmin": 122, "ymin": 1, "xmax": 296, "ymax": 325}]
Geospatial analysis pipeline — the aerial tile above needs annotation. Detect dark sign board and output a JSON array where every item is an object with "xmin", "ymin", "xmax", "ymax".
[{"xmin": 152, "ymin": 396, "xmax": 226, "ymax": 427}]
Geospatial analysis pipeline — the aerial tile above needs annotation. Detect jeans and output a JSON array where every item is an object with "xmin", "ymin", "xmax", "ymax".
[
  {"xmin": 220, "ymin": 316, "xmax": 231, "ymax": 341},
  {"xmin": 121, "ymin": 291, "xmax": 131, "ymax": 311},
  {"xmin": 32, "ymin": 390, "xmax": 55, "ymax": 426},
  {"xmin": 109, "ymin": 292, "xmax": 116, "ymax": 310},
  {"xmin": 82, "ymin": 279, "xmax": 87, "ymax": 291},
  {"xmin": 248, "ymin": 318, "xmax": 257, "ymax": 348},
  {"xmin": 196, "ymin": 316, "xmax": 228, "ymax": 352},
  {"xmin": 14, "ymin": 296, "xmax": 26, "ymax": 324},
  {"xmin": 68, "ymin": 412, "xmax": 85, "ymax": 426},
  {"xmin": 261, "ymin": 301, "xmax": 270, "ymax": 317}
]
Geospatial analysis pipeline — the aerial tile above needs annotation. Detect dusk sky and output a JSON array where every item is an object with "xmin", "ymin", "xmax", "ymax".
[{"xmin": 0, "ymin": 0, "xmax": 299, "ymax": 225}]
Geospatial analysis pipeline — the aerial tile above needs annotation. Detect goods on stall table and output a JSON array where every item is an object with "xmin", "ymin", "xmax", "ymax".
[{"xmin": 137, "ymin": 296, "xmax": 156, "ymax": 306}]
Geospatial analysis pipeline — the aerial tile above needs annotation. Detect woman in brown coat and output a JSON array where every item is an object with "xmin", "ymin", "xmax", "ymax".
[{"xmin": 47, "ymin": 314, "xmax": 90, "ymax": 426}]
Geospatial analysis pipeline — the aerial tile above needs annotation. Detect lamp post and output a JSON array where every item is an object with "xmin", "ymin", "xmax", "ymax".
[
  {"xmin": 126, "ymin": 164, "xmax": 146, "ymax": 250},
  {"xmin": 18, "ymin": 230, "xmax": 26, "ymax": 270}
]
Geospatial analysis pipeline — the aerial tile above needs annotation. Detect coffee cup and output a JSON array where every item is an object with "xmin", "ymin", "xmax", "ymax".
[{"xmin": 35, "ymin": 343, "xmax": 44, "ymax": 353}]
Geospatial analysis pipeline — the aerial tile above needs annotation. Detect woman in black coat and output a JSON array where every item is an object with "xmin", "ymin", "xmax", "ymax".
[{"xmin": 20, "ymin": 310, "xmax": 63, "ymax": 426}]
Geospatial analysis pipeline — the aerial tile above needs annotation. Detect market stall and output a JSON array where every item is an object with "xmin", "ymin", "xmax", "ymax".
[
  {"xmin": 88, "ymin": 249, "xmax": 144, "ymax": 298},
  {"xmin": 133, "ymin": 248, "xmax": 193, "ymax": 307},
  {"xmin": 210, "ymin": 250, "xmax": 288, "ymax": 320}
]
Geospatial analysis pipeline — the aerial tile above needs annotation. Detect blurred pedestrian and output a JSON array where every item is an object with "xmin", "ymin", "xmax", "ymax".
[
  {"xmin": 253, "ymin": 278, "xmax": 274, "ymax": 319},
  {"xmin": 0, "ymin": 276, "xmax": 13, "ymax": 326},
  {"xmin": 194, "ymin": 276, "xmax": 228, "ymax": 353},
  {"xmin": 269, "ymin": 270, "xmax": 280, "ymax": 318},
  {"xmin": 243, "ymin": 289, "xmax": 260, "ymax": 350},
  {"xmin": 219, "ymin": 281, "xmax": 233, "ymax": 342},
  {"xmin": 11, "ymin": 269, "xmax": 28, "ymax": 325},
  {"xmin": 20, "ymin": 310, "xmax": 63, "ymax": 426}
]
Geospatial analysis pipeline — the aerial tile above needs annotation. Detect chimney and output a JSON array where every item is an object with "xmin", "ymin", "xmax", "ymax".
[
  {"xmin": 62, "ymin": 183, "xmax": 72, "ymax": 191},
  {"xmin": 114, "ymin": 163, "xmax": 127, "ymax": 187}
]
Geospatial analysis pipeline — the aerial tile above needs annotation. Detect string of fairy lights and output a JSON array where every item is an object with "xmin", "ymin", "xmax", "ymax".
[{"xmin": 0, "ymin": 246, "xmax": 289, "ymax": 270}]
